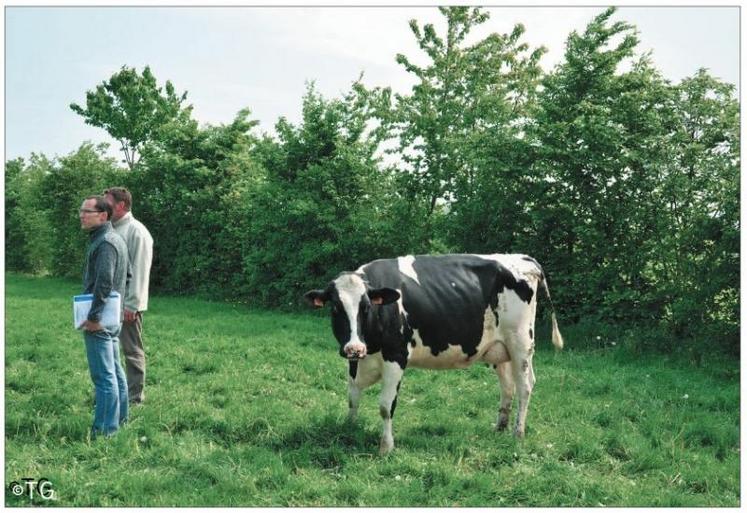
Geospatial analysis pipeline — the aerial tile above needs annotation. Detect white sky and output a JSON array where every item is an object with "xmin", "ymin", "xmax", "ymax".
[{"xmin": 3, "ymin": 3, "xmax": 741, "ymax": 162}]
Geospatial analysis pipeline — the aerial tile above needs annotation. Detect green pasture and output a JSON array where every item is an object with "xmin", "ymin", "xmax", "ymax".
[{"xmin": 5, "ymin": 273, "xmax": 740, "ymax": 506}]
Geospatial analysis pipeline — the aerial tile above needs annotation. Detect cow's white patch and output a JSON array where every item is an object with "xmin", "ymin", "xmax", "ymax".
[
  {"xmin": 353, "ymin": 352, "xmax": 384, "ymax": 388},
  {"xmin": 334, "ymin": 273, "xmax": 368, "ymax": 351},
  {"xmin": 474, "ymin": 253, "xmax": 540, "ymax": 332},
  {"xmin": 398, "ymin": 255, "xmax": 421, "ymax": 285},
  {"xmin": 496, "ymin": 286, "xmax": 538, "ymax": 330}
]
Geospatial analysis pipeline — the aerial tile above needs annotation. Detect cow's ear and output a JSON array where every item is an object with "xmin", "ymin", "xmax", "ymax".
[
  {"xmin": 304, "ymin": 290, "xmax": 329, "ymax": 308},
  {"xmin": 369, "ymin": 287, "xmax": 400, "ymax": 306}
]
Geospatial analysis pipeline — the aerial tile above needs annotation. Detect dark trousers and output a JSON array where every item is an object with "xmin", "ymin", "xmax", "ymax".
[{"xmin": 120, "ymin": 312, "xmax": 146, "ymax": 403}]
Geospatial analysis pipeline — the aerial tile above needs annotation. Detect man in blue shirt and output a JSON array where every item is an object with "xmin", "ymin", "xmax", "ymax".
[{"xmin": 79, "ymin": 195, "xmax": 129, "ymax": 438}]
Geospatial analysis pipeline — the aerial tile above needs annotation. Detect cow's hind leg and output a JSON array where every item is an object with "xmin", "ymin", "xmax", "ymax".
[
  {"xmin": 484, "ymin": 341, "xmax": 514, "ymax": 431},
  {"xmin": 494, "ymin": 361, "xmax": 515, "ymax": 431},
  {"xmin": 508, "ymin": 332, "xmax": 535, "ymax": 438},
  {"xmin": 378, "ymin": 360, "xmax": 405, "ymax": 455}
]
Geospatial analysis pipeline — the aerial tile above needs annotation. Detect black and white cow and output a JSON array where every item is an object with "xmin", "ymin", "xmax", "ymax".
[{"xmin": 304, "ymin": 253, "xmax": 563, "ymax": 454}]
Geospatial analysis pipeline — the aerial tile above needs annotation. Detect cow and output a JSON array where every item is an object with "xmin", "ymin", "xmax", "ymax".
[{"xmin": 304, "ymin": 253, "xmax": 563, "ymax": 455}]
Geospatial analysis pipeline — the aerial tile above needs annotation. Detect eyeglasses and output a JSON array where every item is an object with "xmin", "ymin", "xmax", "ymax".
[{"xmin": 79, "ymin": 208, "xmax": 102, "ymax": 214}]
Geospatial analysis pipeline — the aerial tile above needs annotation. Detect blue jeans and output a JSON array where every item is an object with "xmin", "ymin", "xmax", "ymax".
[{"xmin": 84, "ymin": 326, "xmax": 128, "ymax": 437}]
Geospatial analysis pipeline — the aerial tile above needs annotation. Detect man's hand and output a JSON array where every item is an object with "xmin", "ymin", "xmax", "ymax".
[
  {"xmin": 79, "ymin": 320, "xmax": 103, "ymax": 332},
  {"xmin": 124, "ymin": 309, "xmax": 138, "ymax": 323}
]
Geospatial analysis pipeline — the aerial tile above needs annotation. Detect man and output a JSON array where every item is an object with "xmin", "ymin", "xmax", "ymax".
[
  {"xmin": 79, "ymin": 195, "xmax": 129, "ymax": 437},
  {"xmin": 104, "ymin": 187, "xmax": 154, "ymax": 405}
]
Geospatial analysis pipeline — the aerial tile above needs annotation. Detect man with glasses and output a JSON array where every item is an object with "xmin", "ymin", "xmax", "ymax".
[
  {"xmin": 103, "ymin": 187, "xmax": 153, "ymax": 405},
  {"xmin": 79, "ymin": 195, "xmax": 129, "ymax": 438}
]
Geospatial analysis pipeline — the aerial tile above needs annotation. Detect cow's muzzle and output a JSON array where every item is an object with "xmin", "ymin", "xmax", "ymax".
[{"xmin": 343, "ymin": 341, "xmax": 367, "ymax": 361}]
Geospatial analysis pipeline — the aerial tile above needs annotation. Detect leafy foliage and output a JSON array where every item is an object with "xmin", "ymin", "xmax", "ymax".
[
  {"xmin": 42, "ymin": 144, "xmax": 124, "ymax": 278},
  {"xmin": 242, "ymin": 84, "xmax": 408, "ymax": 307},
  {"xmin": 5, "ymin": 157, "xmax": 31, "ymax": 271},
  {"xmin": 6, "ymin": 144, "xmax": 122, "ymax": 278},
  {"xmin": 131, "ymin": 109, "xmax": 261, "ymax": 297},
  {"xmin": 654, "ymin": 70, "xmax": 740, "ymax": 348},
  {"xmin": 391, "ymin": 7, "xmax": 546, "ymax": 251},
  {"xmin": 70, "ymin": 66, "xmax": 190, "ymax": 170},
  {"xmin": 529, "ymin": 8, "xmax": 674, "ymax": 322}
]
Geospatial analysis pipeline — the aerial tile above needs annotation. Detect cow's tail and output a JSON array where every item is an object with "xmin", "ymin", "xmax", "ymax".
[{"xmin": 539, "ymin": 273, "xmax": 564, "ymax": 351}]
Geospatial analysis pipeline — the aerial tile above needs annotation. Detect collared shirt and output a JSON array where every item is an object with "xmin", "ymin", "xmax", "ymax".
[{"xmin": 112, "ymin": 211, "xmax": 153, "ymax": 312}]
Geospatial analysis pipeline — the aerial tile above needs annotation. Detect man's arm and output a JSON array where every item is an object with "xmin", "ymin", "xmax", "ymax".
[
  {"xmin": 124, "ymin": 227, "xmax": 153, "ymax": 314},
  {"xmin": 82, "ymin": 242, "xmax": 117, "ymax": 330}
]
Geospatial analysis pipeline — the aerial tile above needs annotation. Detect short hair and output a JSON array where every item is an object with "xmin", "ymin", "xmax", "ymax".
[
  {"xmin": 104, "ymin": 187, "xmax": 132, "ymax": 210},
  {"xmin": 85, "ymin": 195, "xmax": 113, "ymax": 220}
]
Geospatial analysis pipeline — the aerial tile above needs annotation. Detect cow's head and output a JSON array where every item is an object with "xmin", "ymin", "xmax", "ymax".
[{"xmin": 304, "ymin": 272, "xmax": 400, "ymax": 360}]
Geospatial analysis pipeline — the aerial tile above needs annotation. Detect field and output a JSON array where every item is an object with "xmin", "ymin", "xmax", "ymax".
[{"xmin": 5, "ymin": 273, "xmax": 740, "ymax": 506}]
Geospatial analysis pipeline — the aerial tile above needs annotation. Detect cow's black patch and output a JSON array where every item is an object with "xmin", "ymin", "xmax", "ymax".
[
  {"xmin": 522, "ymin": 255, "xmax": 541, "ymax": 268},
  {"xmin": 385, "ymin": 350, "xmax": 408, "ymax": 370},
  {"xmin": 348, "ymin": 360, "xmax": 358, "ymax": 380},
  {"xmin": 529, "ymin": 328, "xmax": 534, "ymax": 340},
  {"xmin": 495, "ymin": 263, "xmax": 534, "ymax": 304},
  {"xmin": 328, "ymin": 286, "xmax": 352, "ymax": 355}
]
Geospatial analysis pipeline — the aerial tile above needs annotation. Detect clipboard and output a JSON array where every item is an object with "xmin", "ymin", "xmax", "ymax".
[{"xmin": 73, "ymin": 291, "xmax": 121, "ymax": 329}]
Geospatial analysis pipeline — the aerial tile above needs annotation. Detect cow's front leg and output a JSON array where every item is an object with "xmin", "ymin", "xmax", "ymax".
[
  {"xmin": 378, "ymin": 360, "xmax": 405, "ymax": 455},
  {"xmin": 347, "ymin": 376, "xmax": 362, "ymax": 422},
  {"xmin": 347, "ymin": 356, "xmax": 383, "ymax": 422}
]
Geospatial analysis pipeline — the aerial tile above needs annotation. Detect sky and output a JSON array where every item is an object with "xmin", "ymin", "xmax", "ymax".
[{"xmin": 3, "ymin": 4, "xmax": 741, "ymax": 163}]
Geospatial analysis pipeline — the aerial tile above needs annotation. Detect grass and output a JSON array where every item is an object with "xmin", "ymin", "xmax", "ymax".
[{"xmin": 4, "ymin": 272, "xmax": 740, "ymax": 506}]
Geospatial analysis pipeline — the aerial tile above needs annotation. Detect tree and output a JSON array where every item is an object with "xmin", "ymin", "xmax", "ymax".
[
  {"xmin": 531, "ymin": 7, "xmax": 676, "ymax": 322},
  {"xmin": 243, "ymin": 84, "xmax": 404, "ymax": 306},
  {"xmin": 70, "ymin": 66, "xmax": 190, "ymax": 170},
  {"xmin": 131, "ymin": 108, "xmax": 261, "ymax": 296},
  {"xmin": 392, "ymin": 6, "xmax": 546, "ymax": 249},
  {"xmin": 40, "ymin": 143, "xmax": 124, "ymax": 277},
  {"xmin": 6, "ymin": 157, "xmax": 32, "ymax": 271},
  {"xmin": 654, "ymin": 69, "xmax": 740, "ymax": 348}
]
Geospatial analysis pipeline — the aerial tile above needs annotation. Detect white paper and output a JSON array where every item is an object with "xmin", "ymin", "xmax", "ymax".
[{"xmin": 73, "ymin": 291, "xmax": 121, "ymax": 329}]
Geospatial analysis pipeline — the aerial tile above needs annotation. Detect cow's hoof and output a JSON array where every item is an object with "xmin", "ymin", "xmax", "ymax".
[
  {"xmin": 495, "ymin": 420, "xmax": 509, "ymax": 432},
  {"xmin": 513, "ymin": 429, "xmax": 526, "ymax": 438},
  {"xmin": 379, "ymin": 439, "xmax": 394, "ymax": 455}
]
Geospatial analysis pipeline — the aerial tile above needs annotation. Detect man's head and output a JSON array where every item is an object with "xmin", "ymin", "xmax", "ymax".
[
  {"xmin": 103, "ymin": 187, "xmax": 132, "ymax": 222},
  {"xmin": 79, "ymin": 196, "xmax": 112, "ymax": 231}
]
